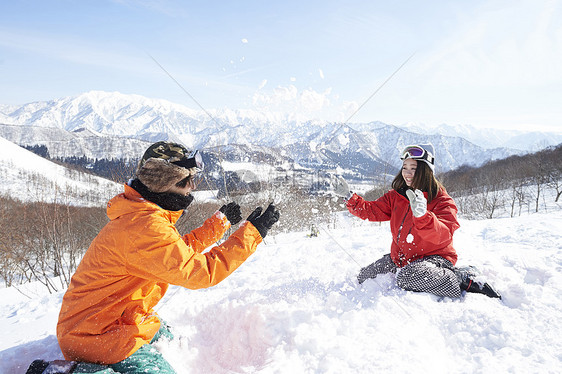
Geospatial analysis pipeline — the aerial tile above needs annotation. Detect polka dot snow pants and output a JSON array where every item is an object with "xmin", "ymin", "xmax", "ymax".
[{"xmin": 357, "ymin": 254, "xmax": 462, "ymax": 298}]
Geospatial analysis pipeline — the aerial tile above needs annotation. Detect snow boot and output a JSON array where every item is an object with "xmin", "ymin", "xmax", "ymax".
[
  {"xmin": 26, "ymin": 359, "xmax": 77, "ymax": 374},
  {"xmin": 461, "ymin": 278, "xmax": 502, "ymax": 299},
  {"xmin": 456, "ymin": 266, "xmax": 502, "ymax": 299}
]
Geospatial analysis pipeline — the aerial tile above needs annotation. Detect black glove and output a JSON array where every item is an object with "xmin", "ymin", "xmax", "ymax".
[
  {"xmin": 357, "ymin": 263, "xmax": 377, "ymax": 284},
  {"xmin": 247, "ymin": 203, "xmax": 280, "ymax": 239},
  {"xmin": 219, "ymin": 202, "xmax": 242, "ymax": 225}
]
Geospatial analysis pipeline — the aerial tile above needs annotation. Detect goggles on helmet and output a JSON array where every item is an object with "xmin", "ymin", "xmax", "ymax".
[
  {"xmin": 172, "ymin": 149, "xmax": 205, "ymax": 172},
  {"xmin": 400, "ymin": 145, "xmax": 434, "ymax": 164}
]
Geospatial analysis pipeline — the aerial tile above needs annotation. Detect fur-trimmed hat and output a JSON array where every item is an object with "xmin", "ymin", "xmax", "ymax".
[{"xmin": 136, "ymin": 141, "xmax": 197, "ymax": 193}]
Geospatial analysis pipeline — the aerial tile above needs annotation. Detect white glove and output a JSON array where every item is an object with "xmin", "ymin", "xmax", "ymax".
[
  {"xmin": 332, "ymin": 175, "xmax": 352, "ymax": 199},
  {"xmin": 406, "ymin": 189, "xmax": 427, "ymax": 217}
]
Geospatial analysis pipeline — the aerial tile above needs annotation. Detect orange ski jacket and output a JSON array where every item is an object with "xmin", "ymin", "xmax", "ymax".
[
  {"xmin": 346, "ymin": 187, "xmax": 459, "ymax": 267},
  {"xmin": 57, "ymin": 184, "xmax": 262, "ymax": 364}
]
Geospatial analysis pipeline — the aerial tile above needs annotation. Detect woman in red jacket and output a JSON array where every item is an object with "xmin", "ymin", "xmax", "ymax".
[{"xmin": 335, "ymin": 143, "xmax": 500, "ymax": 299}]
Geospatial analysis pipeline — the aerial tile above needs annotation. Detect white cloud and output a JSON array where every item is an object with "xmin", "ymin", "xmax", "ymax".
[{"xmin": 0, "ymin": 28, "xmax": 147, "ymax": 74}]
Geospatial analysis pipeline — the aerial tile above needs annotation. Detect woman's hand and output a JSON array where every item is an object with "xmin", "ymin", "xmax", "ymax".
[
  {"xmin": 406, "ymin": 189, "xmax": 427, "ymax": 217},
  {"xmin": 332, "ymin": 175, "xmax": 353, "ymax": 199}
]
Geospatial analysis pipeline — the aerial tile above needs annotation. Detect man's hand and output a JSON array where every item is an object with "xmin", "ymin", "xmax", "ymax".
[
  {"xmin": 219, "ymin": 202, "xmax": 242, "ymax": 225},
  {"xmin": 247, "ymin": 203, "xmax": 280, "ymax": 239}
]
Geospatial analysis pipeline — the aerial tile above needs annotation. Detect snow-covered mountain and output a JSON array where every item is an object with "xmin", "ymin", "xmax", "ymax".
[
  {"xmin": 0, "ymin": 91, "xmax": 534, "ymax": 175},
  {"xmin": 397, "ymin": 122, "xmax": 562, "ymax": 152}
]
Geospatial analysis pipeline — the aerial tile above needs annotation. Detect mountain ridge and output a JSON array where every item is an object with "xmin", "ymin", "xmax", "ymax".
[{"xmin": 0, "ymin": 91, "xmax": 544, "ymax": 176}]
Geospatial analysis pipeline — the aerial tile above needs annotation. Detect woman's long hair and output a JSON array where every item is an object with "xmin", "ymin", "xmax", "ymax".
[{"xmin": 391, "ymin": 160, "xmax": 443, "ymax": 202}]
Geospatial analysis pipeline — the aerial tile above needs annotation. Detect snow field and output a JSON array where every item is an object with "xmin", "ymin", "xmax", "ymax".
[{"xmin": 1, "ymin": 207, "xmax": 561, "ymax": 373}]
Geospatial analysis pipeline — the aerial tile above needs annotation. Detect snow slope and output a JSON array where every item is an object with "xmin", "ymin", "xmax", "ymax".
[
  {"xmin": 0, "ymin": 136, "xmax": 121, "ymax": 206},
  {"xmin": 1, "ymin": 203, "xmax": 561, "ymax": 373}
]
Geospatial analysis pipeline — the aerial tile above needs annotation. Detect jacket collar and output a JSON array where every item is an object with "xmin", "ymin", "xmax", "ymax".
[{"xmin": 106, "ymin": 184, "xmax": 184, "ymax": 224}]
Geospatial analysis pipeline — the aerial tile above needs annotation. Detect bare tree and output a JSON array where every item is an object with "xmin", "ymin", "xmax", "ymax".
[{"xmin": 0, "ymin": 194, "xmax": 107, "ymax": 293}]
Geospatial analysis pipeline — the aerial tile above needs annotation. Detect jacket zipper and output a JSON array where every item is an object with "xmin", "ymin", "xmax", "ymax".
[{"xmin": 396, "ymin": 205, "xmax": 410, "ymax": 244}]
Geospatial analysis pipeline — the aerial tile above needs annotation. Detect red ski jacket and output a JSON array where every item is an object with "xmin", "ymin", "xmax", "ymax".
[{"xmin": 346, "ymin": 187, "xmax": 459, "ymax": 267}]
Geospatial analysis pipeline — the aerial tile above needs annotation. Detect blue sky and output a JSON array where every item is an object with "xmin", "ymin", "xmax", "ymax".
[{"xmin": 0, "ymin": 0, "xmax": 561, "ymax": 131}]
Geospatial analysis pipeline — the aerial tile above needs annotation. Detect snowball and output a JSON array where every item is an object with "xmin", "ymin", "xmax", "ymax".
[{"xmin": 406, "ymin": 233, "xmax": 414, "ymax": 243}]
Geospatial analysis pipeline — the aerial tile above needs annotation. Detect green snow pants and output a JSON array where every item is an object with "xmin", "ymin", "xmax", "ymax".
[{"xmin": 73, "ymin": 321, "xmax": 176, "ymax": 374}]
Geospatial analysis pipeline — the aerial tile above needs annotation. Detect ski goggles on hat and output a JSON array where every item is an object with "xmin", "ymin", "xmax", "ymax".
[
  {"xmin": 400, "ymin": 145, "xmax": 434, "ymax": 164},
  {"xmin": 172, "ymin": 149, "xmax": 205, "ymax": 171}
]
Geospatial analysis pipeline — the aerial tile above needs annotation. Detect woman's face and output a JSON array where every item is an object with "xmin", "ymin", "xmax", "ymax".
[{"xmin": 402, "ymin": 158, "xmax": 417, "ymax": 187}]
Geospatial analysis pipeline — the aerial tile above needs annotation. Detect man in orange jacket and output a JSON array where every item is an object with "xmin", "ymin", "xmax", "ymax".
[{"xmin": 56, "ymin": 141, "xmax": 279, "ymax": 373}]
